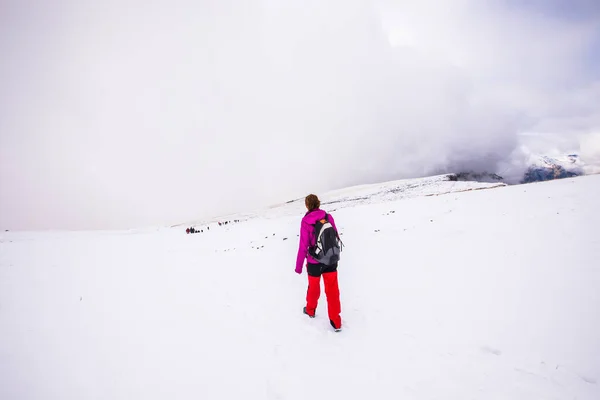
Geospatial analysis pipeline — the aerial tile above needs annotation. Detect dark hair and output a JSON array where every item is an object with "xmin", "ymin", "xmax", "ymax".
[{"xmin": 305, "ymin": 194, "xmax": 320, "ymax": 211}]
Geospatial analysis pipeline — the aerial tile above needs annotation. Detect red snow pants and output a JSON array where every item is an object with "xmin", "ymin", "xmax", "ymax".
[{"xmin": 305, "ymin": 271, "xmax": 342, "ymax": 329}]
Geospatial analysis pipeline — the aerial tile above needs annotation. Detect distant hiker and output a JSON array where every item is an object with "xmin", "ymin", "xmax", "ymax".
[
  {"xmin": 296, "ymin": 194, "xmax": 343, "ymax": 331},
  {"xmin": 186, "ymin": 228, "xmax": 190, "ymax": 234}
]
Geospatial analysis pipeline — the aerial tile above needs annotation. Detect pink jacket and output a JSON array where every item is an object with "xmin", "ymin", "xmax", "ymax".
[{"xmin": 296, "ymin": 209, "xmax": 339, "ymax": 273}]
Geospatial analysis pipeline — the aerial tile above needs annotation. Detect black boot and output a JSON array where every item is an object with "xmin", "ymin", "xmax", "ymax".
[
  {"xmin": 330, "ymin": 319, "xmax": 342, "ymax": 332},
  {"xmin": 303, "ymin": 307, "xmax": 315, "ymax": 318}
]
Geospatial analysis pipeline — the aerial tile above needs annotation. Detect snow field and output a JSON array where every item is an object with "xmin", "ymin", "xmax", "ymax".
[{"xmin": 1, "ymin": 175, "xmax": 599, "ymax": 399}]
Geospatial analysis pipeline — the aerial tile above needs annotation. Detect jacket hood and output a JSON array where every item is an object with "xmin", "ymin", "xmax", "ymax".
[{"xmin": 303, "ymin": 209, "xmax": 327, "ymax": 224}]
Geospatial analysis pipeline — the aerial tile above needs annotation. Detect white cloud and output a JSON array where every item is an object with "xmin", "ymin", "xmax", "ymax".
[
  {"xmin": 1, "ymin": 0, "xmax": 599, "ymax": 229},
  {"xmin": 580, "ymin": 133, "xmax": 600, "ymax": 174}
]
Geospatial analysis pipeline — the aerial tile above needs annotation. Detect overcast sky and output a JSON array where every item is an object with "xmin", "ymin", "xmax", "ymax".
[{"xmin": 1, "ymin": 0, "xmax": 599, "ymax": 230}]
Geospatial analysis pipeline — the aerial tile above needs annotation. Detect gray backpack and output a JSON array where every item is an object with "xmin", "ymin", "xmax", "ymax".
[{"xmin": 308, "ymin": 214, "xmax": 342, "ymax": 266}]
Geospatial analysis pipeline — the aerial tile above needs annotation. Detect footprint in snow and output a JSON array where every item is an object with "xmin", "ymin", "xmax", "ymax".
[
  {"xmin": 481, "ymin": 346, "xmax": 502, "ymax": 356},
  {"xmin": 580, "ymin": 375, "xmax": 597, "ymax": 385}
]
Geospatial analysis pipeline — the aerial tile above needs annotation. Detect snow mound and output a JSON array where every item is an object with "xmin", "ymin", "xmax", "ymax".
[{"xmin": 222, "ymin": 174, "xmax": 504, "ymax": 223}]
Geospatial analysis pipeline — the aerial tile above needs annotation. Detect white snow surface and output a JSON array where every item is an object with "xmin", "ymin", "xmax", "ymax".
[{"xmin": 1, "ymin": 175, "xmax": 599, "ymax": 400}]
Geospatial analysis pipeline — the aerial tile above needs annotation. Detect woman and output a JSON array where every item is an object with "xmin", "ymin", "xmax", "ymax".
[{"xmin": 295, "ymin": 194, "xmax": 342, "ymax": 331}]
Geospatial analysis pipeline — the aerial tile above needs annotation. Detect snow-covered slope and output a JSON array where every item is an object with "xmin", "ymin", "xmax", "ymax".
[
  {"xmin": 185, "ymin": 174, "xmax": 505, "ymax": 227},
  {"xmin": 1, "ymin": 175, "xmax": 599, "ymax": 400}
]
